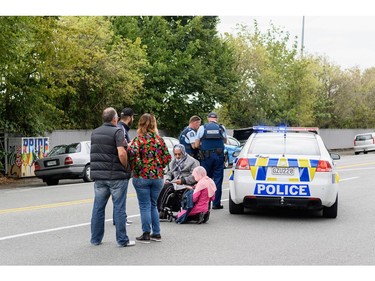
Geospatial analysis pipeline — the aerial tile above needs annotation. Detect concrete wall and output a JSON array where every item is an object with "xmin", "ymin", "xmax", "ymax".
[
  {"xmin": 40, "ymin": 128, "xmax": 375, "ymax": 151},
  {"xmin": 319, "ymin": 128, "xmax": 375, "ymax": 150},
  {"xmin": 46, "ymin": 129, "xmax": 167, "ymax": 149}
]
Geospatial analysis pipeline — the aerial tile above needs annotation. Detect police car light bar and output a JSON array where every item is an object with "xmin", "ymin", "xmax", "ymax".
[{"xmin": 252, "ymin": 126, "xmax": 319, "ymax": 134}]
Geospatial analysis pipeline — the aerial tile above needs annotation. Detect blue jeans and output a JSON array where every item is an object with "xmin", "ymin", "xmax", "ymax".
[
  {"xmin": 132, "ymin": 178, "xmax": 163, "ymax": 235},
  {"xmin": 90, "ymin": 179, "xmax": 130, "ymax": 246},
  {"xmin": 201, "ymin": 153, "xmax": 224, "ymax": 207}
]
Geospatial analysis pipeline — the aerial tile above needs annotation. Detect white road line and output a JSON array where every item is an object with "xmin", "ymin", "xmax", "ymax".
[
  {"xmin": 340, "ymin": 177, "xmax": 359, "ymax": 181},
  {"xmin": 0, "ymin": 214, "xmax": 140, "ymax": 241},
  {"xmin": 0, "ymin": 192, "xmax": 231, "ymax": 241}
]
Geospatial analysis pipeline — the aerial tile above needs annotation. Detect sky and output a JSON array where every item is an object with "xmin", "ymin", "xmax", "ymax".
[
  {"xmin": 2, "ymin": 0, "xmax": 375, "ymax": 70},
  {"xmin": 218, "ymin": 16, "xmax": 375, "ymax": 70}
]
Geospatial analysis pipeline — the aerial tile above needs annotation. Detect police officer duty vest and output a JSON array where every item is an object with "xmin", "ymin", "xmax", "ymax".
[
  {"xmin": 200, "ymin": 122, "xmax": 225, "ymax": 151},
  {"xmin": 179, "ymin": 126, "xmax": 197, "ymax": 155},
  {"xmin": 90, "ymin": 123, "xmax": 131, "ymax": 180}
]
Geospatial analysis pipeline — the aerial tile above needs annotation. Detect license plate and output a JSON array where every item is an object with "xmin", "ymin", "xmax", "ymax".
[
  {"xmin": 271, "ymin": 167, "xmax": 295, "ymax": 176},
  {"xmin": 45, "ymin": 160, "xmax": 58, "ymax": 167}
]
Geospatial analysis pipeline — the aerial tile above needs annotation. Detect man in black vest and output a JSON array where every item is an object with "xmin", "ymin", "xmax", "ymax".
[{"xmin": 90, "ymin": 107, "xmax": 135, "ymax": 247}]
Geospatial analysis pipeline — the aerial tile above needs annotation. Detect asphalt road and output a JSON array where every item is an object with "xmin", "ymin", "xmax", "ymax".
[{"xmin": 1, "ymin": 152, "xmax": 375, "ymax": 267}]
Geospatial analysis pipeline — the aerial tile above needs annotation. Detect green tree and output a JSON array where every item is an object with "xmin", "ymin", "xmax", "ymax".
[
  {"xmin": 0, "ymin": 16, "xmax": 65, "ymax": 136},
  {"xmin": 221, "ymin": 21, "xmax": 321, "ymax": 128},
  {"xmin": 112, "ymin": 16, "xmax": 238, "ymax": 135},
  {"xmin": 53, "ymin": 16, "xmax": 148, "ymax": 129}
]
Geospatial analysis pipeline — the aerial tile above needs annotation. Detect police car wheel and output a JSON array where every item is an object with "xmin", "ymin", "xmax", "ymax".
[
  {"xmin": 229, "ymin": 192, "xmax": 244, "ymax": 214},
  {"xmin": 322, "ymin": 195, "xmax": 338, "ymax": 218}
]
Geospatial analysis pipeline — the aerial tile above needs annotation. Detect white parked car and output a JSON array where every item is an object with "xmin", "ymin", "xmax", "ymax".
[
  {"xmin": 34, "ymin": 141, "xmax": 92, "ymax": 186},
  {"xmin": 162, "ymin": 136, "xmax": 179, "ymax": 158},
  {"xmin": 229, "ymin": 126, "xmax": 340, "ymax": 218},
  {"xmin": 353, "ymin": 132, "xmax": 375, "ymax": 155}
]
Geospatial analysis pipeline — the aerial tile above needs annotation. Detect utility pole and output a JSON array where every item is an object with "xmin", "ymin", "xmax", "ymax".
[{"xmin": 301, "ymin": 16, "xmax": 305, "ymax": 57}]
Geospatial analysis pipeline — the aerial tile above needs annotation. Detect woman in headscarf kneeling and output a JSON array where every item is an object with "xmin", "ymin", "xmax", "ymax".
[{"xmin": 176, "ymin": 166, "xmax": 217, "ymax": 224}]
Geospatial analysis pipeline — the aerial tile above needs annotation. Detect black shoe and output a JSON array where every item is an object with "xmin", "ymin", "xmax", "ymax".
[
  {"xmin": 197, "ymin": 212, "xmax": 205, "ymax": 224},
  {"xmin": 136, "ymin": 232, "xmax": 150, "ymax": 244},
  {"xmin": 212, "ymin": 204, "xmax": 224, "ymax": 210},
  {"xmin": 203, "ymin": 211, "xmax": 210, "ymax": 223},
  {"xmin": 150, "ymin": 234, "xmax": 162, "ymax": 242}
]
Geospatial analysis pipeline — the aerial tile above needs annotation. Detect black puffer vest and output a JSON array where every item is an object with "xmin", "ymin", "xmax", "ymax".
[{"xmin": 90, "ymin": 123, "xmax": 130, "ymax": 180}]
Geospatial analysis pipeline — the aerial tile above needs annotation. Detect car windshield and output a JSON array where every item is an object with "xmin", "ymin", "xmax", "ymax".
[
  {"xmin": 48, "ymin": 145, "xmax": 67, "ymax": 156},
  {"xmin": 48, "ymin": 143, "xmax": 81, "ymax": 156},
  {"xmin": 249, "ymin": 133, "xmax": 320, "ymax": 156},
  {"xmin": 66, "ymin": 143, "xmax": 81, "ymax": 153}
]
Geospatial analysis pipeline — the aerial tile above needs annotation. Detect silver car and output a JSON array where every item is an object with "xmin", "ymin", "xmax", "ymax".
[
  {"xmin": 34, "ymin": 141, "xmax": 92, "ymax": 185},
  {"xmin": 353, "ymin": 132, "xmax": 375, "ymax": 155}
]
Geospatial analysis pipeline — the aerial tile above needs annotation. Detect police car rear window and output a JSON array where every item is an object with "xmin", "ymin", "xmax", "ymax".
[{"xmin": 249, "ymin": 134, "xmax": 320, "ymax": 156}]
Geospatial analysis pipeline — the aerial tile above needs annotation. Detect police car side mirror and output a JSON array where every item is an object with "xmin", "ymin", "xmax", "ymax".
[
  {"xmin": 233, "ymin": 151, "xmax": 240, "ymax": 158},
  {"xmin": 330, "ymin": 153, "xmax": 340, "ymax": 160}
]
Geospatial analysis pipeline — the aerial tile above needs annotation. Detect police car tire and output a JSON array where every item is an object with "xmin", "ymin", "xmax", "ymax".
[
  {"xmin": 229, "ymin": 193, "xmax": 244, "ymax": 214},
  {"xmin": 322, "ymin": 195, "xmax": 338, "ymax": 218}
]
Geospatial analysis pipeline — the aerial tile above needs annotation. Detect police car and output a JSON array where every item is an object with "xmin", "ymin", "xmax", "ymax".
[{"xmin": 229, "ymin": 126, "xmax": 340, "ymax": 218}]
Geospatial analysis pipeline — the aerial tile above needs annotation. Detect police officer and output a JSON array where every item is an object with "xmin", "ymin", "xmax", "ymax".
[
  {"xmin": 195, "ymin": 112, "xmax": 227, "ymax": 209},
  {"xmin": 179, "ymin": 115, "xmax": 201, "ymax": 161}
]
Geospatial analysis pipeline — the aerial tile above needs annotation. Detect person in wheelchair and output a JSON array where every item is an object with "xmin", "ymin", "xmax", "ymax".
[
  {"xmin": 165, "ymin": 144, "xmax": 200, "ymax": 188},
  {"xmin": 158, "ymin": 144, "xmax": 200, "ymax": 220}
]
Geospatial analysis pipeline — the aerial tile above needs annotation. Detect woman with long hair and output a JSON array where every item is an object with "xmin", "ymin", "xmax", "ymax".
[{"xmin": 128, "ymin": 113, "xmax": 171, "ymax": 243}]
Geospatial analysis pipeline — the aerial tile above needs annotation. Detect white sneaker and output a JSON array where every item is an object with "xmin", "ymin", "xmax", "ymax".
[{"xmin": 118, "ymin": 240, "xmax": 136, "ymax": 247}]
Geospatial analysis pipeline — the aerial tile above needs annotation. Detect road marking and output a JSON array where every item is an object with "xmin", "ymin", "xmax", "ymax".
[
  {"xmin": 339, "ymin": 177, "xmax": 359, "ymax": 181},
  {"xmin": 0, "ymin": 193, "xmax": 137, "ymax": 215},
  {"xmin": 0, "ymin": 194, "xmax": 230, "ymax": 241},
  {"xmin": 0, "ymin": 199, "xmax": 94, "ymax": 214},
  {"xmin": 0, "ymin": 214, "xmax": 140, "ymax": 241},
  {"xmin": 0, "ymin": 196, "xmax": 230, "ymax": 241},
  {"xmin": 337, "ymin": 162, "xmax": 375, "ymax": 169}
]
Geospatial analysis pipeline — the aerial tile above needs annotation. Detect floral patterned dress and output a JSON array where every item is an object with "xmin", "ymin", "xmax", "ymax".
[{"xmin": 128, "ymin": 132, "xmax": 171, "ymax": 179}]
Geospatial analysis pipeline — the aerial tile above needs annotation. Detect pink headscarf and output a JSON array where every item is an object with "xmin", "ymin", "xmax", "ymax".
[{"xmin": 192, "ymin": 166, "xmax": 217, "ymax": 198}]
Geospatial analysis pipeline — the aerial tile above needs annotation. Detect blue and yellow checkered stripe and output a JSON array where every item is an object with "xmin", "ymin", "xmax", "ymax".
[{"xmin": 250, "ymin": 157, "xmax": 318, "ymax": 182}]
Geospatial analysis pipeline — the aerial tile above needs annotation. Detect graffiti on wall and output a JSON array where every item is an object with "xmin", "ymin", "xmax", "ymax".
[{"xmin": 8, "ymin": 137, "xmax": 49, "ymax": 177}]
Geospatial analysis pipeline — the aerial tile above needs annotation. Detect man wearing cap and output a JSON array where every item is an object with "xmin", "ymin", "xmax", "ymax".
[
  {"xmin": 179, "ymin": 115, "xmax": 201, "ymax": 161},
  {"xmin": 194, "ymin": 112, "xmax": 227, "ymax": 209},
  {"xmin": 114, "ymin": 107, "xmax": 136, "ymax": 226},
  {"xmin": 118, "ymin": 107, "xmax": 137, "ymax": 145}
]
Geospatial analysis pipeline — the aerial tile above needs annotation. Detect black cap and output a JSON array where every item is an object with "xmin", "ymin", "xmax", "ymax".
[
  {"xmin": 121, "ymin": 108, "xmax": 137, "ymax": 117},
  {"xmin": 207, "ymin": 112, "xmax": 218, "ymax": 118}
]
